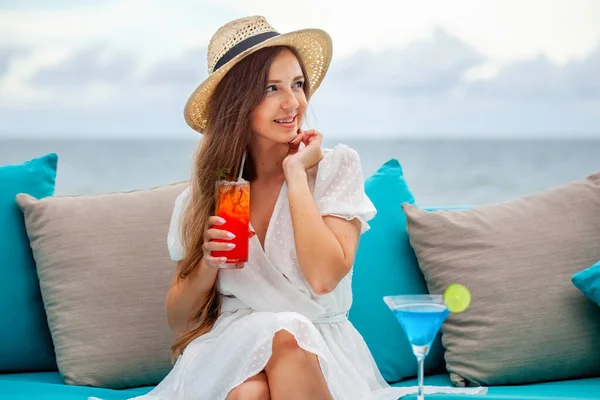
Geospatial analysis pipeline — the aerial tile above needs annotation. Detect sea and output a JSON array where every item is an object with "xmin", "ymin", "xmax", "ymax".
[{"xmin": 1, "ymin": 138, "xmax": 599, "ymax": 207}]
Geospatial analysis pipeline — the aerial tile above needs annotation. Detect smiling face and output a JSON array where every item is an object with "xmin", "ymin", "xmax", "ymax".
[{"xmin": 250, "ymin": 49, "xmax": 308, "ymax": 145}]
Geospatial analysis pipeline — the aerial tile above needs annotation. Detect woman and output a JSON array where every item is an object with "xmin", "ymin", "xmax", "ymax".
[{"xmin": 132, "ymin": 16, "xmax": 485, "ymax": 400}]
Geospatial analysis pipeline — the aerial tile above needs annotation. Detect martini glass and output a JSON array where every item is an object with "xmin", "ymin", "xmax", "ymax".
[{"xmin": 383, "ymin": 295, "xmax": 449, "ymax": 400}]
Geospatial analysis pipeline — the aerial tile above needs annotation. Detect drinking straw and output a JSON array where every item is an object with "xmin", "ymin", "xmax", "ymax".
[{"xmin": 238, "ymin": 151, "xmax": 247, "ymax": 182}]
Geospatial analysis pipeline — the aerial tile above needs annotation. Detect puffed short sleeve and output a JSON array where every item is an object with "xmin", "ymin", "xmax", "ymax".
[
  {"xmin": 167, "ymin": 186, "xmax": 190, "ymax": 262},
  {"xmin": 313, "ymin": 144, "xmax": 377, "ymax": 234}
]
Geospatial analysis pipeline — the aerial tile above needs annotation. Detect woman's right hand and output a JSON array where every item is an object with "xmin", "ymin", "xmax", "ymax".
[{"xmin": 202, "ymin": 216, "xmax": 236, "ymax": 268}]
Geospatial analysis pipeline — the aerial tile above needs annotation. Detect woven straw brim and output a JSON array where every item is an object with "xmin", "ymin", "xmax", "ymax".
[{"xmin": 184, "ymin": 28, "xmax": 333, "ymax": 133}]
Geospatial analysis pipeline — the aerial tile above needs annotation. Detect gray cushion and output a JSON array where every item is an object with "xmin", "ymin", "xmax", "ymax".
[
  {"xmin": 16, "ymin": 182, "xmax": 187, "ymax": 389},
  {"xmin": 402, "ymin": 172, "xmax": 600, "ymax": 386}
]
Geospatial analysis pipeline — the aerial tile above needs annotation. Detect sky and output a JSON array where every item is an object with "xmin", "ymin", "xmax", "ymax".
[{"xmin": 0, "ymin": 0, "xmax": 599, "ymax": 139}]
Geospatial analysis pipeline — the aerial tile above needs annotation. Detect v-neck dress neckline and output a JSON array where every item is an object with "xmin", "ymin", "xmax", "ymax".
[{"xmin": 249, "ymin": 181, "xmax": 287, "ymax": 257}]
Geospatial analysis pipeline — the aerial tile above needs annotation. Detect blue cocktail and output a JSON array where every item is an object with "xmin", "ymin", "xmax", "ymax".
[
  {"xmin": 392, "ymin": 302, "xmax": 448, "ymax": 351},
  {"xmin": 384, "ymin": 295, "xmax": 449, "ymax": 400}
]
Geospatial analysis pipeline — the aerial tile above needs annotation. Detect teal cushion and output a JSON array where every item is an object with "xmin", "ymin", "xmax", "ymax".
[
  {"xmin": 0, "ymin": 153, "xmax": 58, "ymax": 371},
  {"xmin": 0, "ymin": 372, "xmax": 153, "ymax": 399},
  {"xmin": 0, "ymin": 372, "xmax": 600, "ymax": 400},
  {"xmin": 349, "ymin": 159, "xmax": 445, "ymax": 383},
  {"xmin": 1, "ymin": 372, "xmax": 597, "ymax": 400},
  {"xmin": 393, "ymin": 373, "xmax": 600, "ymax": 399},
  {"xmin": 572, "ymin": 260, "xmax": 600, "ymax": 306}
]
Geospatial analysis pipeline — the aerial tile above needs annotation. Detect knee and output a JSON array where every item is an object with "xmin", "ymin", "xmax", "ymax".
[
  {"xmin": 270, "ymin": 330, "xmax": 314, "ymax": 366},
  {"xmin": 227, "ymin": 379, "xmax": 270, "ymax": 400},
  {"xmin": 271, "ymin": 329, "xmax": 300, "ymax": 353}
]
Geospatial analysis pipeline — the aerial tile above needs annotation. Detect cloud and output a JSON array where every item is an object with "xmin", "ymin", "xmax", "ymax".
[
  {"xmin": 221, "ymin": 0, "xmax": 600, "ymax": 64},
  {"xmin": 0, "ymin": 47, "xmax": 24, "ymax": 78},
  {"xmin": 561, "ymin": 44, "xmax": 600, "ymax": 98},
  {"xmin": 327, "ymin": 28, "xmax": 483, "ymax": 96},
  {"xmin": 311, "ymin": 34, "xmax": 600, "ymax": 137},
  {"xmin": 144, "ymin": 47, "xmax": 207, "ymax": 86},
  {"xmin": 1, "ymin": 26, "xmax": 599, "ymax": 138},
  {"xmin": 30, "ymin": 45, "xmax": 137, "ymax": 86},
  {"xmin": 467, "ymin": 43, "xmax": 600, "ymax": 100}
]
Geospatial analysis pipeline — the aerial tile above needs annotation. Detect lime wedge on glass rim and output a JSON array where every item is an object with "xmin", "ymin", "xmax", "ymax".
[{"xmin": 444, "ymin": 284, "xmax": 471, "ymax": 313}]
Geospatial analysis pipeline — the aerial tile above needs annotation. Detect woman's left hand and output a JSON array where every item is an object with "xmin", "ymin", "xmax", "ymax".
[{"xmin": 283, "ymin": 129, "xmax": 323, "ymax": 173}]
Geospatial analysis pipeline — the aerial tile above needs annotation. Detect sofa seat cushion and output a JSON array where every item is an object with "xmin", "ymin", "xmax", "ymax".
[
  {"xmin": 1, "ymin": 372, "xmax": 598, "ymax": 399},
  {"xmin": 393, "ymin": 374, "xmax": 600, "ymax": 400},
  {"xmin": 0, "ymin": 372, "xmax": 153, "ymax": 400}
]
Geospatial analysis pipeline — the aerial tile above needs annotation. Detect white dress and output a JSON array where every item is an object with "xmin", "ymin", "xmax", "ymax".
[{"xmin": 127, "ymin": 144, "xmax": 487, "ymax": 400}]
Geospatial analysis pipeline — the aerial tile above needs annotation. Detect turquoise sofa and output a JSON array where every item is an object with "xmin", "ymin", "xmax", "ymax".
[
  {"xmin": 2, "ymin": 155, "xmax": 599, "ymax": 399},
  {"xmin": 1, "ymin": 369, "xmax": 600, "ymax": 400},
  {"xmin": 1, "ymin": 209, "xmax": 599, "ymax": 400}
]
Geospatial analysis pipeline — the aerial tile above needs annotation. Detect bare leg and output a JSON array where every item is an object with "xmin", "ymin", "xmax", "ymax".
[
  {"xmin": 226, "ymin": 371, "xmax": 270, "ymax": 400},
  {"xmin": 264, "ymin": 330, "xmax": 333, "ymax": 400}
]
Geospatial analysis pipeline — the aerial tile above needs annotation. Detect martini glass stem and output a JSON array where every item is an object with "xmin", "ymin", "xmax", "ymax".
[{"xmin": 417, "ymin": 356, "xmax": 425, "ymax": 400}]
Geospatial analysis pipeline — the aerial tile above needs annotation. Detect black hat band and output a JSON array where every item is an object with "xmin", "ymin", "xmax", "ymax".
[{"xmin": 213, "ymin": 31, "xmax": 281, "ymax": 72}]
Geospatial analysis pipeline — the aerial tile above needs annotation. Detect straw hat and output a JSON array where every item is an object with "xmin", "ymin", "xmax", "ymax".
[{"xmin": 184, "ymin": 15, "xmax": 333, "ymax": 133}]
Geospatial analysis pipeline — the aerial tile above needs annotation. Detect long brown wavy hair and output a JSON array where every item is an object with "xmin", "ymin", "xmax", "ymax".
[{"xmin": 170, "ymin": 45, "xmax": 311, "ymax": 358}]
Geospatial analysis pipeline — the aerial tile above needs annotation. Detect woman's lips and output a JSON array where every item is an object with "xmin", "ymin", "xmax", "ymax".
[{"xmin": 274, "ymin": 115, "xmax": 296, "ymax": 129}]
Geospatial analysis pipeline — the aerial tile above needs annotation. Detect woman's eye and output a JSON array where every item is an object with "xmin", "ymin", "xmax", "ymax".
[{"xmin": 267, "ymin": 81, "xmax": 303, "ymax": 92}]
